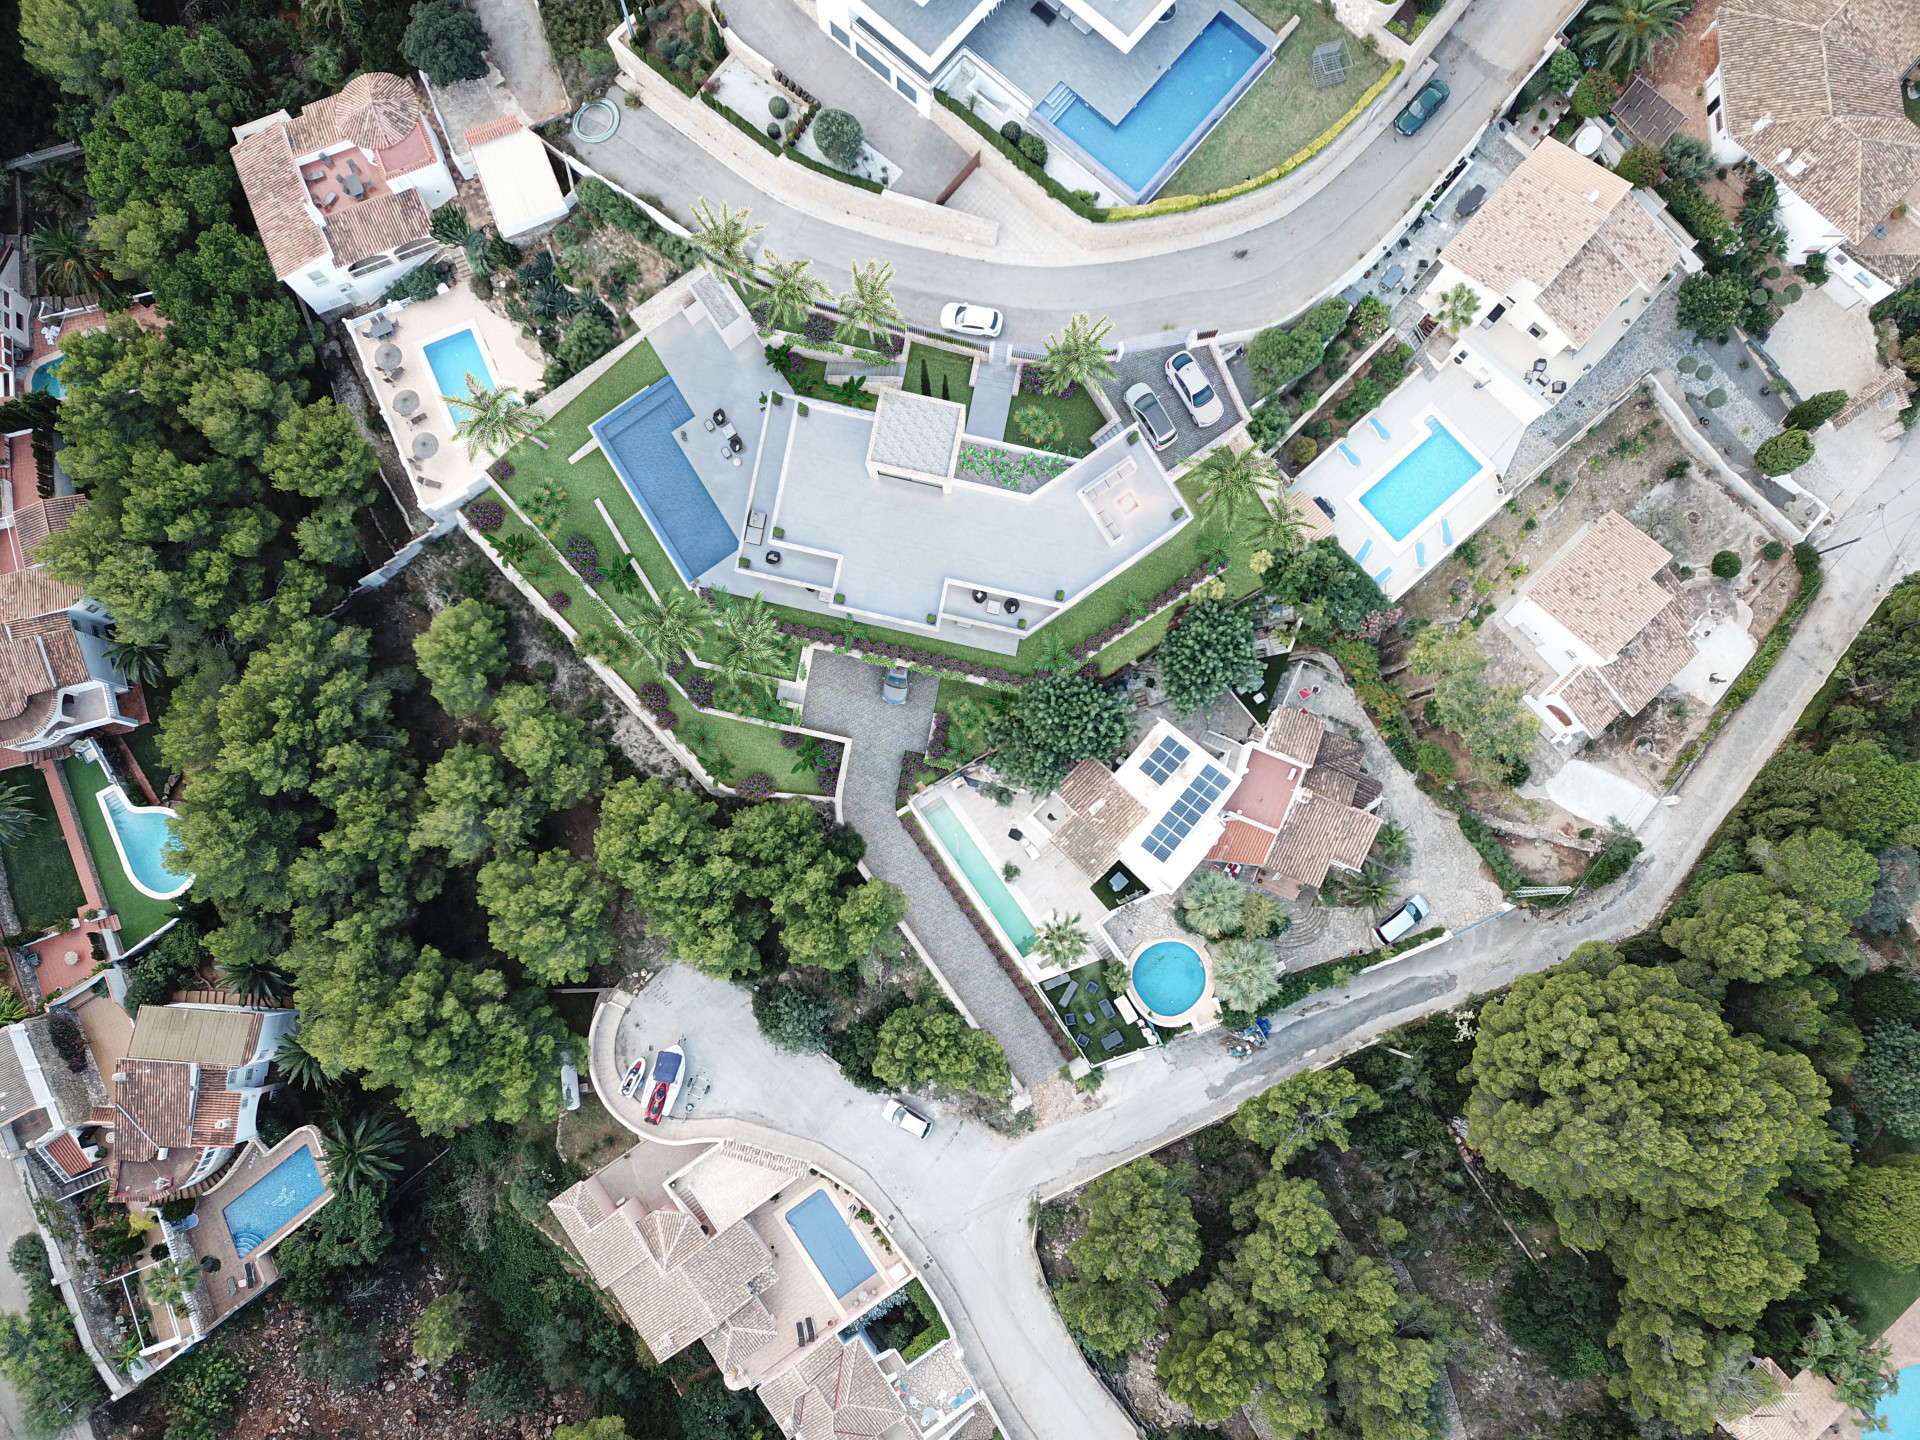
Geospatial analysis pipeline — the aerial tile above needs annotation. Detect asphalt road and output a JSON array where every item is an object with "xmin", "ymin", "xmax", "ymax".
[
  {"xmin": 579, "ymin": 0, "xmax": 1579, "ymax": 343},
  {"xmin": 590, "ymin": 427, "xmax": 1920, "ymax": 1440}
]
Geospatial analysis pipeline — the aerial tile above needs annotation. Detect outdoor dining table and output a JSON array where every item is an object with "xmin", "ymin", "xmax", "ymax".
[
  {"xmin": 364, "ymin": 315, "xmax": 396, "ymax": 340},
  {"xmin": 412, "ymin": 432, "xmax": 439, "ymax": 459},
  {"xmin": 393, "ymin": 390, "xmax": 420, "ymax": 416},
  {"xmin": 374, "ymin": 342, "xmax": 403, "ymax": 371}
]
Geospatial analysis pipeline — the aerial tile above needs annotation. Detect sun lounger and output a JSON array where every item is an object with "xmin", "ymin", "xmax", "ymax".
[
  {"xmin": 1372, "ymin": 566, "xmax": 1392, "ymax": 585},
  {"xmin": 1339, "ymin": 442, "xmax": 1360, "ymax": 466},
  {"xmin": 1416, "ymin": 542, "xmax": 1427, "ymax": 567},
  {"xmin": 1441, "ymin": 519, "xmax": 1453, "ymax": 545},
  {"xmin": 1369, "ymin": 416, "xmax": 1390, "ymax": 440},
  {"xmin": 744, "ymin": 509, "xmax": 767, "ymax": 545},
  {"xmin": 1354, "ymin": 539, "xmax": 1371, "ymax": 564}
]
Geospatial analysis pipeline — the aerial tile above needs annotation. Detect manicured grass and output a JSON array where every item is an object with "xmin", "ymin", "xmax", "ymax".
[
  {"xmin": 1164, "ymin": 5, "xmax": 1388, "ymax": 197},
  {"xmin": 1004, "ymin": 384, "xmax": 1108, "ymax": 456},
  {"xmin": 6, "ymin": 765, "xmax": 86, "ymax": 934},
  {"xmin": 1043, "ymin": 956, "xmax": 1152, "ymax": 1061},
  {"xmin": 60, "ymin": 758, "xmax": 177, "ymax": 945},
  {"xmin": 1834, "ymin": 1248, "xmax": 1920, "ymax": 1341},
  {"xmin": 903, "ymin": 344, "xmax": 976, "ymax": 409}
]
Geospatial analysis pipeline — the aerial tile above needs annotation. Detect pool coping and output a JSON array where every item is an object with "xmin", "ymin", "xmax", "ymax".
[
  {"xmin": 1126, "ymin": 935, "xmax": 1215, "ymax": 1027},
  {"xmin": 198, "ymin": 1129, "xmax": 334, "ymax": 1261},
  {"xmin": 1347, "ymin": 404, "xmax": 1496, "ymax": 555},
  {"xmin": 915, "ymin": 792, "xmax": 1039, "ymax": 962},
  {"xmin": 418, "ymin": 321, "xmax": 506, "ymax": 431}
]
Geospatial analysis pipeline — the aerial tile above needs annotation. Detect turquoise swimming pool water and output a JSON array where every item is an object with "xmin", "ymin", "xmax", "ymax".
[
  {"xmin": 1358, "ymin": 417, "xmax": 1482, "ymax": 543},
  {"xmin": 424, "ymin": 329, "xmax": 494, "ymax": 415},
  {"xmin": 221, "ymin": 1146, "xmax": 326, "ymax": 1257},
  {"xmin": 590, "ymin": 378, "xmax": 736, "ymax": 583},
  {"xmin": 1043, "ymin": 15, "xmax": 1267, "ymax": 200},
  {"xmin": 785, "ymin": 1190, "xmax": 877, "ymax": 1297},
  {"xmin": 1882, "ymin": 1364, "xmax": 1917, "ymax": 1436},
  {"xmin": 922, "ymin": 798, "xmax": 1035, "ymax": 954},
  {"xmin": 98, "ymin": 785, "xmax": 192, "ymax": 899},
  {"xmin": 32, "ymin": 358, "xmax": 63, "ymax": 398},
  {"xmin": 1132, "ymin": 940, "xmax": 1206, "ymax": 1016}
]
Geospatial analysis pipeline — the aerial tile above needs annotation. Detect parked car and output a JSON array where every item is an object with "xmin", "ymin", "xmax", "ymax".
[
  {"xmin": 940, "ymin": 302, "xmax": 1003, "ymax": 338},
  {"xmin": 1373, "ymin": 894, "xmax": 1431, "ymax": 946},
  {"xmin": 619, "ymin": 1055, "xmax": 649, "ymax": 1098},
  {"xmin": 1164, "ymin": 349, "xmax": 1224, "ymax": 426},
  {"xmin": 1125, "ymin": 382, "xmax": 1177, "ymax": 450},
  {"xmin": 883, "ymin": 1099, "xmax": 933, "ymax": 1138},
  {"xmin": 882, "ymin": 663, "xmax": 911, "ymax": 705},
  {"xmin": 1394, "ymin": 79, "xmax": 1450, "ymax": 136}
]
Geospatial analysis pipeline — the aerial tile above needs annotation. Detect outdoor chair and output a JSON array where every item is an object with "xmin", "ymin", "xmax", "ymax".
[
  {"xmin": 303, "ymin": 168, "xmax": 326, "ymax": 182},
  {"xmin": 347, "ymin": 158, "xmax": 361, "ymax": 176},
  {"xmin": 1099, "ymin": 1000, "xmax": 1116, "ymax": 1019},
  {"xmin": 1081, "ymin": 979, "xmax": 1099, "ymax": 994},
  {"xmin": 1101, "ymin": 1031, "xmax": 1124, "ymax": 1051},
  {"xmin": 712, "ymin": 407, "xmax": 728, "ymax": 426},
  {"xmin": 1076, "ymin": 1033, "xmax": 1091, "ymax": 1048},
  {"xmin": 319, "ymin": 192, "xmax": 338, "ymax": 209},
  {"xmin": 408, "ymin": 411, "xmax": 427, "ymax": 426},
  {"xmin": 703, "ymin": 417, "xmax": 716, "ymax": 431}
]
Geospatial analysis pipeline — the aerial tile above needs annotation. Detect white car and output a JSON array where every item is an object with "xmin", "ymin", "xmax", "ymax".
[
  {"xmin": 883, "ymin": 1098, "xmax": 933, "ymax": 1138},
  {"xmin": 940, "ymin": 302, "xmax": 1003, "ymax": 338},
  {"xmin": 1373, "ymin": 894, "xmax": 1431, "ymax": 947},
  {"xmin": 1125, "ymin": 383, "xmax": 1177, "ymax": 450},
  {"xmin": 1164, "ymin": 349, "xmax": 1224, "ymax": 427}
]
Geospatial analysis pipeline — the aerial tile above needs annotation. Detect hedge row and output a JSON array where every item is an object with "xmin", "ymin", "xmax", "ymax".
[
  {"xmin": 1220, "ymin": 925, "xmax": 1448, "ymax": 1028},
  {"xmin": 901, "ymin": 810, "xmax": 1077, "ymax": 1062},
  {"xmin": 1455, "ymin": 810, "xmax": 1530, "ymax": 893},
  {"xmin": 934, "ymin": 91, "xmax": 1109, "ymax": 221},
  {"xmin": 775, "ymin": 622, "xmax": 1092, "ymax": 687},
  {"xmin": 1071, "ymin": 562, "xmax": 1229, "ymax": 659}
]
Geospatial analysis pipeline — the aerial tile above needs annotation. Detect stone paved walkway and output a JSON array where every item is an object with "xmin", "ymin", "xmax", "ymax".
[{"xmin": 799, "ymin": 651, "xmax": 1062, "ymax": 1085}]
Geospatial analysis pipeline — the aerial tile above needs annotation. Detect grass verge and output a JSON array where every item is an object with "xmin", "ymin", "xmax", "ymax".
[
  {"xmin": 60, "ymin": 758, "xmax": 177, "ymax": 945},
  {"xmin": 7, "ymin": 765, "xmax": 86, "ymax": 934}
]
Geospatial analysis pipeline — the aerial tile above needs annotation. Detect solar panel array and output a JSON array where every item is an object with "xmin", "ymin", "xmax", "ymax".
[
  {"xmin": 1141, "ymin": 765, "xmax": 1230, "ymax": 861},
  {"xmin": 1139, "ymin": 735, "xmax": 1190, "ymax": 784}
]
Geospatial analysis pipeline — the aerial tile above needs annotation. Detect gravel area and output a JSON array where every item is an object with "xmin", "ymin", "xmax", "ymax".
[
  {"xmin": 1100, "ymin": 343, "xmax": 1235, "ymax": 464},
  {"xmin": 799, "ymin": 651, "xmax": 1063, "ymax": 1086}
]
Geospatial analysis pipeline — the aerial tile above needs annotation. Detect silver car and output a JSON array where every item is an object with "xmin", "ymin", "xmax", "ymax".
[
  {"xmin": 1125, "ymin": 382, "xmax": 1177, "ymax": 450},
  {"xmin": 1373, "ymin": 894, "xmax": 1431, "ymax": 946},
  {"xmin": 882, "ymin": 663, "xmax": 911, "ymax": 705},
  {"xmin": 940, "ymin": 302, "xmax": 1003, "ymax": 338}
]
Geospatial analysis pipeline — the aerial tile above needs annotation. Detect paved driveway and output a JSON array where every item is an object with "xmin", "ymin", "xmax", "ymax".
[
  {"xmin": 471, "ymin": 0, "xmax": 571, "ymax": 122},
  {"xmin": 800, "ymin": 652, "xmax": 1063, "ymax": 1085},
  {"xmin": 1103, "ymin": 342, "xmax": 1235, "ymax": 463}
]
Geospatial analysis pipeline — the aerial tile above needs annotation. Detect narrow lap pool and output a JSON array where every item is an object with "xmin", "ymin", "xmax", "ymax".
[
  {"xmin": 221, "ymin": 1145, "xmax": 326, "ymax": 1256},
  {"xmin": 1041, "ymin": 15, "xmax": 1267, "ymax": 200},
  {"xmin": 1358, "ymin": 417, "xmax": 1482, "ymax": 543},
  {"xmin": 424, "ymin": 329, "xmax": 495, "ymax": 416},
  {"xmin": 921, "ymin": 798, "xmax": 1036, "ymax": 953},
  {"xmin": 785, "ymin": 1190, "xmax": 877, "ymax": 1298},
  {"xmin": 1132, "ymin": 940, "xmax": 1207, "ymax": 1018},
  {"xmin": 590, "ymin": 378, "xmax": 736, "ymax": 583}
]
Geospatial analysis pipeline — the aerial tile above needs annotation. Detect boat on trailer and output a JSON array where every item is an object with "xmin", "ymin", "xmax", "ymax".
[{"xmin": 643, "ymin": 1046, "xmax": 684, "ymax": 1126}]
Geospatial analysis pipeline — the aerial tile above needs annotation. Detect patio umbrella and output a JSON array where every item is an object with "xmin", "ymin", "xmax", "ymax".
[
  {"xmin": 411, "ymin": 432, "xmax": 439, "ymax": 459},
  {"xmin": 374, "ymin": 343, "xmax": 403, "ymax": 371},
  {"xmin": 393, "ymin": 390, "xmax": 420, "ymax": 415}
]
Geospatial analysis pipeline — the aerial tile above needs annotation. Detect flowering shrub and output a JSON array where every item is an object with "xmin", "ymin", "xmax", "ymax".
[
  {"xmin": 803, "ymin": 312, "xmax": 835, "ymax": 344},
  {"xmin": 902, "ymin": 811, "xmax": 1075, "ymax": 1060},
  {"xmin": 737, "ymin": 771, "xmax": 776, "ymax": 801},
  {"xmin": 956, "ymin": 442, "xmax": 1073, "ymax": 489},
  {"xmin": 811, "ymin": 738, "xmax": 843, "ymax": 792},
  {"xmin": 1018, "ymin": 365, "xmax": 1076, "ymax": 400},
  {"xmin": 895, "ymin": 750, "xmax": 930, "ymax": 809},
  {"xmin": 548, "ymin": 589, "xmax": 571, "ymax": 612},
  {"xmin": 1069, "ymin": 563, "xmax": 1228, "ymax": 659},
  {"xmin": 780, "ymin": 729, "xmax": 804, "ymax": 749},
  {"xmin": 463, "ymin": 499, "xmax": 505, "ymax": 534},
  {"xmin": 564, "ymin": 534, "xmax": 604, "ymax": 587},
  {"xmin": 925, "ymin": 713, "xmax": 951, "ymax": 763},
  {"xmin": 683, "ymin": 672, "xmax": 714, "ymax": 707},
  {"xmin": 488, "ymin": 458, "xmax": 515, "ymax": 481},
  {"xmin": 637, "ymin": 681, "xmax": 679, "ymax": 731},
  {"xmin": 1353, "ymin": 607, "xmax": 1404, "ymax": 642}
]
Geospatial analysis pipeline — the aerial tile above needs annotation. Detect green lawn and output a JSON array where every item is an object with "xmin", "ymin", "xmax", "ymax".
[
  {"xmin": 60, "ymin": 758, "xmax": 178, "ymax": 945},
  {"xmin": 1165, "ymin": 6, "xmax": 1388, "ymax": 197},
  {"xmin": 6, "ymin": 766, "xmax": 86, "ymax": 935},
  {"xmin": 1004, "ymin": 383, "xmax": 1108, "ymax": 456},
  {"xmin": 903, "ymin": 344, "xmax": 976, "ymax": 408},
  {"xmin": 1042, "ymin": 957, "xmax": 1153, "ymax": 1062},
  {"xmin": 1834, "ymin": 1248, "xmax": 1920, "ymax": 1341}
]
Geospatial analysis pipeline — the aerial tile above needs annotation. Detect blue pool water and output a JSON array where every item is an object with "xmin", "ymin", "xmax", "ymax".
[
  {"xmin": 1358, "ymin": 417, "xmax": 1482, "ymax": 543},
  {"xmin": 785, "ymin": 1190, "xmax": 877, "ymax": 1297},
  {"xmin": 424, "ymin": 329, "xmax": 495, "ymax": 415},
  {"xmin": 1045, "ymin": 15, "xmax": 1267, "ymax": 198},
  {"xmin": 1881, "ymin": 1365, "xmax": 1917, "ymax": 1436},
  {"xmin": 591, "ymin": 378, "xmax": 736, "ymax": 583},
  {"xmin": 922, "ymin": 799, "xmax": 1035, "ymax": 953},
  {"xmin": 97, "ymin": 785, "xmax": 192, "ymax": 900},
  {"xmin": 1132, "ymin": 940, "xmax": 1207, "ymax": 1016},
  {"xmin": 31, "ymin": 358, "xmax": 63, "ymax": 398},
  {"xmin": 221, "ymin": 1146, "xmax": 326, "ymax": 1257}
]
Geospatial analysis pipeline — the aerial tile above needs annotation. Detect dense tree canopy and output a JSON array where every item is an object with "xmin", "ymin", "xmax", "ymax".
[
  {"xmin": 1233, "ymin": 1068, "xmax": 1382, "ymax": 1164},
  {"xmin": 414, "ymin": 599, "xmax": 511, "ymax": 718},
  {"xmin": 870, "ymin": 1003, "xmax": 1009, "ymax": 1095},
  {"xmin": 974, "ymin": 674, "xmax": 1133, "ymax": 796},
  {"xmin": 1158, "ymin": 600, "xmax": 1259, "ymax": 714},
  {"xmin": 477, "ymin": 848, "xmax": 615, "ymax": 985}
]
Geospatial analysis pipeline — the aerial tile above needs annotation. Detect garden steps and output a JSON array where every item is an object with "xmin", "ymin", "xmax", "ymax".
[{"xmin": 1272, "ymin": 900, "xmax": 1332, "ymax": 952}]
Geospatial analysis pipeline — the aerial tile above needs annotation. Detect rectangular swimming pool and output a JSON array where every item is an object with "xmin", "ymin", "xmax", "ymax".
[
  {"xmin": 220, "ymin": 1145, "xmax": 326, "ymax": 1257},
  {"xmin": 590, "ymin": 378, "xmax": 737, "ymax": 583},
  {"xmin": 1043, "ymin": 15, "xmax": 1268, "ymax": 200},
  {"xmin": 922, "ymin": 798, "xmax": 1036, "ymax": 954},
  {"xmin": 785, "ymin": 1190, "xmax": 878, "ymax": 1298},
  {"xmin": 424, "ymin": 329, "xmax": 495, "ymax": 418},
  {"xmin": 1358, "ymin": 417, "xmax": 1483, "ymax": 543}
]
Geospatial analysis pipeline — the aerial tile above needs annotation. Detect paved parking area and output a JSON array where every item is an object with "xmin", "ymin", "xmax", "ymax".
[{"xmin": 1102, "ymin": 344, "xmax": 1236, "ymax": 465}]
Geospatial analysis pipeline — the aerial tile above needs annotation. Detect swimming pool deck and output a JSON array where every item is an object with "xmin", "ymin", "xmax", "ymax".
[
  {"xmin": 1289, "ymin": 362, "xmax": 1533, "ymax": 602},
  {"xmin": 176, "ymin": 1127, "xmax": 333, "ymax": 1331}
]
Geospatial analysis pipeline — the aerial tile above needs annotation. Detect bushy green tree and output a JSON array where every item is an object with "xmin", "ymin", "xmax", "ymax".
[
  {"xmin": 0, "ymin": 1235, "xmax": 100, "ymax": 1431},
  {"xmin": 1661, "ymin": 871, "xmax": 1849, "ymax": 990},
  {"xmin": 975, "ymin": 674, "xmax": 1133, "ymax": 796},
  {"xmin": 1852, "ymin": 1021, "xmax": 1920, "ymax": 1138},
  {"xmin": 1070, "ymin": 1156, "xmax": 1201, "ymax": 1286},
  {"xmin": 477, "ymin": 848, "xmax": 615, "ymax": 984},
  {"xmin": 158, "ymin": 1344, "xmax": 248, "ymax": 1440},
  {"xmin": 1607, "ymin": 1300, "xmax": 1768, "ymax": 1433},
  {"xmin": 812, "ymin": 108, "xmax": 865, "ymax": 167},
  {"xmin": 751, "ymin": 981, "xmax": 835, "ymax": 1052},
  {"xmin": 1500, "ymin": 1254, "xmax": 1621, "ymax": 1379},
  {"xmin": 1263, "ymin": 537, "xmax": 1389, "ymax": 634},
  {"xmin": 402, "ymin": 0, "xmax": 490, "ymax": 82},
  {"xmin": 1057, "ymin": 1276, "xmax": 1163, "ymax": 1359},
  {"xmin": 1676, "ymin": 268, "xmax": 1750, "ymax": 338},
  {"xmin": 1746, "ymin": 828, "xmax": 1879, "ymax": 919},
  {"xmin": 414, "ymin": 599, "xmax": 510, "ymax": 718},
  {"xmin": 409, "ymin": 744, "xmax": 533, "ymax": 864},
  {"xmin": 1755, "ymin": 429, "xmax": 1816, "ymax": 476},
  {"xmin": 870, "ymin": 1004, "xmax": 1009, "ymax": 1095},
  {"xmin": 493, "ymin": 684, "xmax": 611, "ymax": 809},
  {"xmin": 1610, "ymin": 1201, "xmax": 1817, "ymax": 1330},
  {"xmin": 1159, "ymin": 600, "xmax": 1259, "ymax": 713},
  {"xmin": 1781, "ymin": 390, "xmax": 1848, "ymax": 432},
  {"xmin": 1408, "ymin": 624, "xmax": 1538, "ymax": 777},
  {"xmin": 1233, "ymin": 1067, "xmax": 1381, "ymax": 1164},
  {"xmin": 413, "ymin": 1294, "xmax": 471, "ymax": 1370}
]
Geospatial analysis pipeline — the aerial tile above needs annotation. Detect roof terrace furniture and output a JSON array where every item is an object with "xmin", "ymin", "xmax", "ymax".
[
  {"xmin": 363, "ymin": 316, "xmax": 396, "ymax": 339},
  {"xmin": 1455, "ymin": 184, "xmax": 1486, "ymax": 218},
  {"xmin": 712, "ymin": 408, "xmax": 727, "ymax": 426},
  {"xmin": 412, "ymin": 432, "xmax": 438, "ymax": 459},
  {"xmin": 374, "ymin": 343, "xmax": 403, "ymax": 371},
  {"xmin": 1099, "ymin": 999, "xmax": 1116, "ymax": 1018},
  {"xmin": 1101, "ymin": 1031, "xmax": 1124, "ymax": 1051},
  {"xmin": 393, "ymin": 389, "xmax": 420, "ymax": 415},
  {"xmin": 318, "ymin": 191, "xmax": 339, "ymax": 209},
  {"xmin": 304, "ymin": 167, "xmax": 327, "ymax": 181},
  {"xmin": 745, "ymin": 510, "xmax": 767, "ymax": 545},
  {"xmin": 342, "ymin": 174, "xmax": 366, "ymax": 199}
]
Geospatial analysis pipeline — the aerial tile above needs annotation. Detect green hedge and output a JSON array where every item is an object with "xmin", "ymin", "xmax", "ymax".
[
  {"xmin": 899, "ymin": 1279, "xmax": 950, "ymax": 1360},
  {"xmin": 573, "ymin": 177, "xmax": 703, "ymax": 270},
  {"xmin": 784, "ymin": 146, "xmax": 887, "ymax": 193},
  {"xmin": 702, "ymin": 91, "xmax": 781, "ymax": 153},
  {"xmin": 1456, "ymin": 810, "xmax": 1530, "ymax": 893},
  {"xmin": 934, "ymin": 92, "xmax": 1109, "ymax": 220},
  {"xmin": 1656, "ymin": 180, "xmax": 1732, "ymax": 251}
]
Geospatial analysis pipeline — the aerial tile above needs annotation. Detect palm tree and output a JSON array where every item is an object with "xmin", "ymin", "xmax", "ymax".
[
  {"xmin": 0, "ymin": 780, "xmax": 38, "ymax": 848},
  {"xmin": 711, "ymin": 592, "xmax": 786, "ymax": 692},
  {"xmin": 25, "ymin": 165, "xmax": 89, "ymax": 227},
  {"xmin": 605, "ymin": 562, "xmax": 649, "ymax": 600},
  {"xmin": 1033, "ymin": 630, "xmax": 1072, "ymax": 676},
  {"xmin": 759, "ymin": 248, "xmax": 829, "ymax": 332},
  {"xmin": 1580, "ymin": 0, "xmax": 1689, "ymax": 74},
  {"xmin": 1253, "ymin": 488, "xmax": 1307, "ymax": 561},
  {"xmin": 689, "ymin": 198, "xmax": 762, "ymax": 282},
  {"xmin": 1435, "ymin": 283, "xmax": 1481, "ymax": 334},
  {"xmin": 1035, "ymin": 313, "xmax": 1117, "ymax": 396},
  {"xmin": 444, "ymin": 377, "xmax": 546, "ymax": 460},
  {"xmin": 144, "ymin": 1257, "xmax": 201, "ymax": 1319},
  {"xmin": 1339, "ymin": 865, "xmax": 1395, "ymax": 916},
  {"xmin": 220, "ymin": 955, "xmax": 291, "ymax": 1004},
  {"xmin": 1371, "ymin": 821, "xmax": 1412, "ymax": 871},
  {"xmin": 105, "ymin": 635, "xmax": 168, "ymax": 687},
  {"xmin": 1210, "ymin": 936, "xmax": 1280, "ymax": 1014},
  {"xmin": 1180, "ymin": 869, "xmax": 1247, "ymax": 939},
  {"xmin": 1195, "ymin": 443, "xmax": 1282, "ymax": 536},
  {"xmin": 836, "ymin": 261, "xmax": 904, "ymax": 349},
  {"xmin": 1030, "ymin": 912, "xmax": 1090, "ymax": 970},
  {"xmin": 630, "ymin": 588, "xmax": 708, "ymax": 665},
  {"xmin": 324, "ymin": 1111, "xmax": 407, "ymax": 1194},
  {"xmin": 275, "ymin": 1029, "xmax": 333, "ymax": 1091},
  {"xmin": 30, "ymin": 221, "xmax": 105, "ymax": 299}
]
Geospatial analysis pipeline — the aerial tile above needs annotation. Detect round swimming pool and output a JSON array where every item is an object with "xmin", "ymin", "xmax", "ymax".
[{"xmin": 1132, "ymin": 940, "xmax": 1207, "ymax": 1018}]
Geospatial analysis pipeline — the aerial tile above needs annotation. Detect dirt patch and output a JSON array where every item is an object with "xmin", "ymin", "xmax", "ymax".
[{"xmin": 1028, "ymin": 1073, "xmax": 1104, "ymax": 1129}]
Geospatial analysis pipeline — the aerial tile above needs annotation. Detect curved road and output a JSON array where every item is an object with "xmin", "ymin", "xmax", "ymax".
[
  {"xmin": 583, "ymin": 0, "xmax": 1576, "ymax": 340},
  {"xmin": 586, "ymin": 430, "xmax": 1920, "ymax": 1440}
]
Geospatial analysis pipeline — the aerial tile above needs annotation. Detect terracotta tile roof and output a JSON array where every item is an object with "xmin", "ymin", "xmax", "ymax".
[
  {"xmin": 44, "ymin": 1131, "xmax": 92, "ymax": 1178},
  {"xmin": 1524, "ymin": 512, "xmax": 1676, "ymax": 657},
  {"xmin": 286, "ymin": 72, "xmax": 423, "ymax": 154},
  {"xmin": 1717, "ymin": 0, "xmax": 1920, "ymax": 245},
  {"xmin": 0, "ymin": 567, "xmax": 81, "ymax": 624},
  {"xmin": 464, "ymin": 116, "xmax": 524, "ymax": 147},
  {"xmin": 1596, "ymin": 601, "xmax": 1697, "ymax": 714},
  {"xmin": 233, "ymin": 125, "xmax": 329, "ymax": 278},
  {"xmin": 1051, "ymin": 760, "xmax": 1147, "ymax": 878},
  {"xmin": 1442, "ymin": 141, "xmax": 1634, "ymax": 298},
  {"xmin": 1264, "ymin": 709, "xmax": 1325, "ymax": 765},
  {"xmin": 1537, "ymin": 201, "xmax": 1684, "ymax": 345},
  {"xmin": 322, "ymin": 190, "xmax": 433, "ymax": 268},
  {"xmin": 1832, "ymin": 365, "xmax": 1916, "ymax": 429},
  {"xmin": 1262, "ymin": 794, "xmax": 1382, "ymax": 888},
  {"xmin": 0, "ymin": 1031, "xmax": 32, "ymax": 1125},
  {"xmin": 0, "ymin": 626, "xmax": 85, "ymax": 728},
  {"xmin": 1304, "ymin": 765, "xmax": 1360, "ymax": 806},
  {"xmin": 1548, "ymin": 666, "xmax": 1624, "ymax": 733},
  {"xmin": 764, "ymin": 1338, "xmax": 910, "ymax": 1440},
  {"xmin": 112, "ymin": 1058, "xmax": 197, "ymax": 1157},
  {"xmin": 1207, "ymin": 817, "xmax": 1278, "ymax": 865},
  {"xmin": 130, "ymin": 1006, "xmax": 264, "ymax": 1068},
  {"xmin": 13, "ymin": 495, "xmax": 85, "ymax": 561}
]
